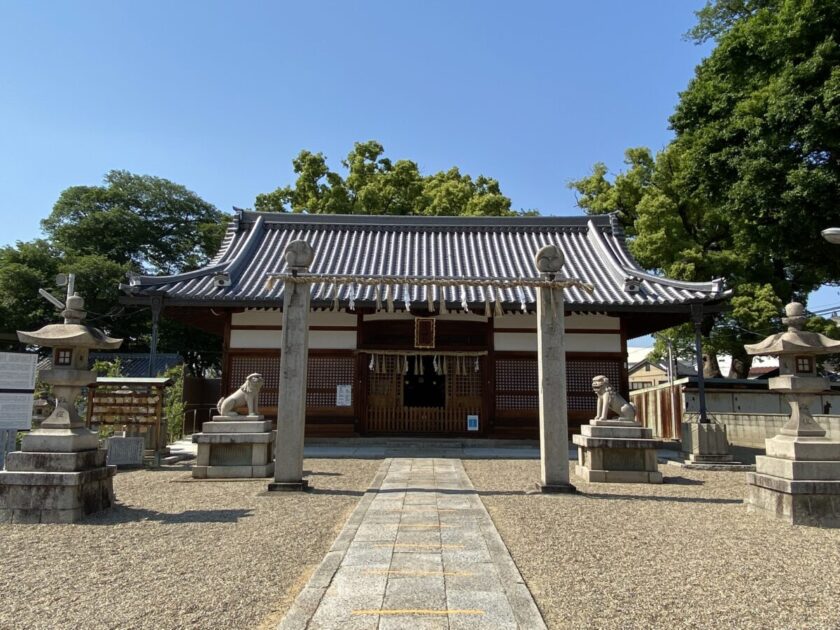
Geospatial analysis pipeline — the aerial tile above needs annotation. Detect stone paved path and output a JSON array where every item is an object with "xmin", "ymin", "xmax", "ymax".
[{"xmin": 277, "ymin": 458, "xmax": 546, "ymax": 629}]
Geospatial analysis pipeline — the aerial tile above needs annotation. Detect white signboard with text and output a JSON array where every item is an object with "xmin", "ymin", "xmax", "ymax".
[
  {"xmin": 0, "ymin": 352, "xmax": 38, "ymax": 430},
  {"xmin": 0, "ymin": 352, "xmax": 37, "ymax": 391},
  {"xmin": 0, "ymin": 393, "xmax": 34, "ymax": 430},
  {"xmin": 336, "ymin": 384, "xmax": 352, "ymax": 407}
]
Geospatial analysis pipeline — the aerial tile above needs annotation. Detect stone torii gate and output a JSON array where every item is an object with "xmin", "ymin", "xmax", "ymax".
[{"xmin": 266, "ymin": 240, "xmax": 590, "ymax": 493}]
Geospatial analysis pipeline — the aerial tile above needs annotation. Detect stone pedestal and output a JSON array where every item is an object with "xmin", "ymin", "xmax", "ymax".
[
  {"xmin": 742, "ymin": 302, "xmax": 840, "ymax": 526},
  {"xmin": 192, "ymin": 417, "xmax": 274, "ymax": 479},
  {"xmin": 3, "ymin": 286, "xmax": 123, "ymax": 523},
  {"xmin": 745, "ymin": 435, "xmax": 840, "ymax": 527},
  {"xmin": 0, "ymin": 414, "xmax": 116, "ymax": 525},
  {"xmin": 573, "ymin": 420, "xmax": 663, "ymax": 483},
  {"xmin": 0, "ymin": 446, "xmax": 115, "ymax": 524},
  {"xmin": 682, "ymin": 422, "xmax": 733, "ymax": 463}
]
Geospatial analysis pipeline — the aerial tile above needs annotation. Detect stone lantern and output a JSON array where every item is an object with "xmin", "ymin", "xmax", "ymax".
[
  {"xmin": 744, "ymin": 302, "xmax": 840, "ymax": 526},
  {"xmin": 0, "ymin": 292, "xmax": 122, "ymax": 523}
]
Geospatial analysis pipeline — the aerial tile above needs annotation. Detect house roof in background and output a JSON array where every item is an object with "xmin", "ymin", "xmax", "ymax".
[
  {"xmin": 37, "ymin": 352, "xmax": 182, "ymax": 378},
  {"xmin": 627, "ymin": 346, "xmax": 779, "ymax": 379},
  {"xmin": 122, "ymin": 211, "xmax": 731, "ymax": 313}
]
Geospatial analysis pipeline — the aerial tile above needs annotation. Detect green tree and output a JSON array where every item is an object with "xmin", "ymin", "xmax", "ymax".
[
  {"xmin": 673, "ymin": 0, "xmax": 840, "ymax": 300},
  {"xmin": 570, "ymin": 0, "xmax": 840, "ymax": 377},
  {"xmin": 163, "ymin": 364, "xmax": 186, "ymax": 442},
  {"xmin": 91, "ymin": 357, "xmax": 124, "ymax": 377},
  {"xmin": 0, "ymin": 240, "xmax": 62, "ymax": 337},
  {"xmin": 255, "ymin": 140, "xmax": 527, "ymax": 216},
  {"xmin": 2, "ymin": 172, "xmax": 228, "ymax": 374},
  {"xmin": 43, "ymin": 170, "xmax": 227, "ymax": 275}
]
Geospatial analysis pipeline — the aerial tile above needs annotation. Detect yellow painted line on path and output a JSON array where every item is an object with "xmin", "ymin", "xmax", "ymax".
[
  {"xmin": 385, "ymin": 508, "xmax": 458, "ymax": 512},
  {"xmin": 375, "ymin": 543, "xmax": 464, "ymax": 549},
  {"xmin": 363, "ymin": 569, "xmax": 476, "ymax": 576},
  {"xmin": 399, "ymin": 523, "xmax": 457, "ymax": 529},
  {"xmin": 352, "ymin": 609, "xmax": 484, "ymax": 616}
]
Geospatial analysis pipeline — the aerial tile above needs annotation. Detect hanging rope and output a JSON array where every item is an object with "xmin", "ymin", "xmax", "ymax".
[
  {"xmin": 386, "ymin": 284, "xmax": 394, "ymax": 312},
  {"xmin": 266, "ymin": 272, "xmax": 592, "ymax": 293},
  {"xmin": 360, "ymin": 349, "xmax": 487, "ymax": 357},
  {"xmin": 265, "ymin": 271, "xmax": 591, "ymax": 315}
]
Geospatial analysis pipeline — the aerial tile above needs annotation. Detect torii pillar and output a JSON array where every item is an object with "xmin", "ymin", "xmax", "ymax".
[
  {"xmin": 535, "ymin": 245, "xmax": 576, "ymax": 493},
  {"xmin": 268, "ymin": 240, "xmax": 313, "ymax": 492}
]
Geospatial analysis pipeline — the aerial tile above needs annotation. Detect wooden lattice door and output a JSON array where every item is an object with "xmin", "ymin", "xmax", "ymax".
[{"xmin": 365, "ymin": 355, "xmax": 484, "ymax": 435}]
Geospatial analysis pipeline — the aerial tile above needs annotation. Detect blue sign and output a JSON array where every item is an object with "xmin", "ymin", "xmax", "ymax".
[{"xmin": 467, "ymin": 415, "xmax": 479, "ymax": 431}]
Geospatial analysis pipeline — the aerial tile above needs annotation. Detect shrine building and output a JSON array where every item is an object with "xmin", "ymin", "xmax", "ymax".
[{"xmin": 122, "ymin": 210, "xmax": 729, "ymax": 438}]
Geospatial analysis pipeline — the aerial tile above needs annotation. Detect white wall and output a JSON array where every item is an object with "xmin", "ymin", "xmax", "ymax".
[
  {"xmin": 231, "ymin": 309, "xmax": 282, "ymax": 326},
  {"xmin": 229, "ymin": 308, "xmax": 357, "ymax": 349},
  {"xmin": 230, "ymin": 309, "xmax": 621, "ymax": 352},
  {"xmin": 230, "ymin": 329, "xmax": 282, "ymax": 349},
  {"xmin": 363, "ymin": 312, "xmax": 488, "ymax": 322},
  {"xmin": 683, "ymin": 411, "xmax": 840, "ymax": 448},
  {"xmin": 229, "ymin": 329, "xmax": 356, "ymax": 349},
  {"xmin": 493, "ymin": 332, "xmax": 621, "ymax": 353},
  {"xmin": 493, "ymin": 312, "xmax": 620, "ymax": 331},
  {"xmin": 231, "ymin": 309, "xmax": 357, "ymax": 327}
]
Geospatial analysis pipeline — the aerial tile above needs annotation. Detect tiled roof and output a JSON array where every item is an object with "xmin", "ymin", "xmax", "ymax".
[{"xmin": 122, "ymin": 211, "xmax": 730, "ymax": 312}]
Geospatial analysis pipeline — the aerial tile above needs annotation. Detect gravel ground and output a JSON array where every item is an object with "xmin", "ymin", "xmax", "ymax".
[
  {"xmin": 464, "ymin": 460, "xmax": 840, "ymax": 630},
  {"xmin": 0, "ymin": 459, "xmax": 380, "ymax": 630}
]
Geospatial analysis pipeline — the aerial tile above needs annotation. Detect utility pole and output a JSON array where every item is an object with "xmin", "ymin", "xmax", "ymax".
[{"xmin": 690, "ymin": 304, "xmax": 709, "ymax": 424}]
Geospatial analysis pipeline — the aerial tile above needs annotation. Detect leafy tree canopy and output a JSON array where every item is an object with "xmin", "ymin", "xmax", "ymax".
[
  {"xmin": 2, "ymin": 172, "xmax": 228, "ymax": 374},
  {"xmin": 255, "ymin": 140, "xmax": 528, "ymax": 216},
  {"xmin": 43, "ymin": 170, "xmax": 227, "ymax": 275},
  {"xmin": 570, "ymin": 0, "xmax": 840, "ymax": 377}
]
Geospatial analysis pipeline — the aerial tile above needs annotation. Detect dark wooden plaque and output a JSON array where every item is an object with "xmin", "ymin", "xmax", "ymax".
[{"xmin": 414, "ymin": 318, "xmax": 436, "ymax": 349}]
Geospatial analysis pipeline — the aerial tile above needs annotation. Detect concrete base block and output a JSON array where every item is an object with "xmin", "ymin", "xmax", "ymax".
[
  {"xmin": 573, "ymin": 424, "xmax": 662, "ymax": 484},
  {"xmin": 590, "ymin": 419, "xmax": 640, "ymax": 427},
  {"xmin": 765, "ymin": 435, "xmax": 840, "ymax": 461},
  {"xmin": 267, "ymin": 479, "xmax": 310, "ymax": 492},
  {"xmin": 192, "ymin": 429, "xmax": 274, "ymax": 479},
  {"xmin": 0, "ymin": 452, "xmax": 115, "ymax": 524},
  {"xmin": 581, "ymin": 424, "xmax": 653, "ymax": 439},
  {"xmin": 192, "ymin": 462, "xmax": 274, "ymax": 479},
  {"xmin": 193, "ymin": 432, "xmax": 273, "ymax": 444},
  {"xmin": 687, "ymin": 453, "xmax": 735, "ymax": 463},
  {"xmin": 745, "ymin": 477, "xmax": 840, "ymax": 527},
  {"xmin": 4, "ymin": 449, "xmax": 106, "ymax": 473},
  {"xmin": 203, "ymin": 419, "xmax": 272, "ymax": 434},
  {"xmin": 745, "ymin": 433, "xmax": 840, "ymax": 527},
  {"xmin": 757, "ymin": 455, "xmax": 840, "ymax": 481},
  {"xmin": 534, "ymin": 482, "xmax": 577, "ymax": 494},
  {"xmin": 667, "ymin": 460, "xmax": 755, "ymax": 472},
  {"xmin": 211, "ymin": 414, "xmax": 264, "ymax": 423},
  {"xmin": 575, "ymin": 465, "xmax": 663, "ymax": 484},
  {"xmin": 681, "ymin": 422, "xmax": 736, "ymax": 459},
  {"xmin": 21, "ymin": 429, "xmax": 99, "ymax": 453}
]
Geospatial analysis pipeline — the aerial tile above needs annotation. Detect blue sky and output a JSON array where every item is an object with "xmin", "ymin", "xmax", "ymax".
[
  {"xmin": 3, "ymin": 1, "xmax": 836, "ymax": 326},
  {"xmin": 1, "ymin": 1, "xmax": 710, "ymax": 239}
]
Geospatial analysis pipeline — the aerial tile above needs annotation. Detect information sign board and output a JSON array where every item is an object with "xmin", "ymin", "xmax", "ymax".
[
  {"xmin": 0, "ymin": 352, "xmax": 38, "ymax": 430},
  {"xmin": 336, "ymin": 384, "xmax": 352, "ymax": 407},
  {"xmin": 0, "ymin": 352, "xmax": 37, "ymax": 391}
]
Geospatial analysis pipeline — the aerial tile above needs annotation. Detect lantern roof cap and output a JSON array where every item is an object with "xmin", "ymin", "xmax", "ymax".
[
  {"xmin": 745, "ymin": 302, "xmax": 840, "ymax": 356},
  {"xmin": 17, "ymin": 324, "xmax": 123, "ymax": 350}
]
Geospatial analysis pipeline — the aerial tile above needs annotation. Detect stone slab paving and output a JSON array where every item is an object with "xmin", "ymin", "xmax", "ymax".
[{"xmin": 277, "ymin": 458, "xmax": 546, "ymax": 629}]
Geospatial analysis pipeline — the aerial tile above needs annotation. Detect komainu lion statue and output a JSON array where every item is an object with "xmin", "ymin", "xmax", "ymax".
[
  {"xmin": 217, "ymin": 373, "xmax": 263, "ymax": 417},
  {"xmin": 592, "ymin": 375, "xmax": 636, "ymax": 423}
]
